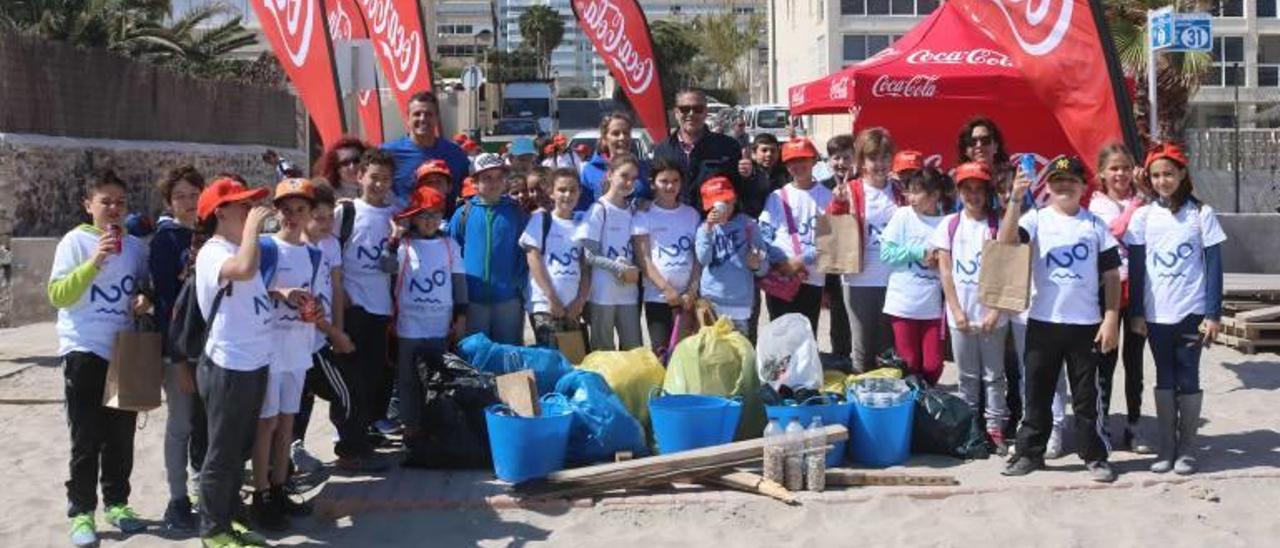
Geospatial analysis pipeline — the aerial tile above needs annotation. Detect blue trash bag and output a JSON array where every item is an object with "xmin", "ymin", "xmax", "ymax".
[
  {"xmin": 457, "ymin": 333, "xmax": 574, "ymax": 395},
  {"xmin": 554, "ymin": 370, "xmax": 650, "ymax": 465}
]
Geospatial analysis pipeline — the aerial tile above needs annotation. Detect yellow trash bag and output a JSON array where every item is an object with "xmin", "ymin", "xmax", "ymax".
[
  {"xmin": 579, "ymin": 347, "xmax": 666, "ymax": 430},
  {"xmin": 823, "ymin": 370, "xmax": 849, "ymax": 395},
  {"xmin": 847, "ymin": 367, "xmax": 904, "ymax": 385},
  {"xmin": 664, "ymin": 316, "xmax": 763, "ymax": 438}
]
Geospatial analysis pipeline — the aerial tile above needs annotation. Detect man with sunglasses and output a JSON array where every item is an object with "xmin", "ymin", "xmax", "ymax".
[{"xmin": 653, "ymin": 89, "xmax": 751, "ymax": 210}]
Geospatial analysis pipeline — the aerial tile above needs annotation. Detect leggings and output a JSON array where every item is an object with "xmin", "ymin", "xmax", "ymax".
[
  {"xmin": 842, "ymin": 285, "xmax": 894, "ymax": 372},
  {"xmin": 1147, "ymin": 314, "xmax": 1204, "ymax": 395},
  {"xmin": 587, "ymin": 303, "xmax": 643, "ymax": 351},
  {"xmin": 1098, "ymin": 309, "xmax": 1146, "ymax": 424},
  {"xmin": 888, "ymin": 315, "xmax": 944, "ymax": 385}
]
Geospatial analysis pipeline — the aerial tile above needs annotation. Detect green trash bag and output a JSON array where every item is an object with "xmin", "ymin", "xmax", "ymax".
[{"xmin": 663, "ymin": 316, "xmax": 764, "ymax": 439}]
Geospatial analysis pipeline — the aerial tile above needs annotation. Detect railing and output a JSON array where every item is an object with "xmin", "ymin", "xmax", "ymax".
[{"xmin": 1186, "ymin": 128, "xmax": 1280, "ymax": 170}]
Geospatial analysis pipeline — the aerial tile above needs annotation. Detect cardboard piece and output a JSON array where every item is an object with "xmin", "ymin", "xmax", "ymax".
[{"xmin": 496, "ymin": 370, "xmax": 540, "ymax": 417}]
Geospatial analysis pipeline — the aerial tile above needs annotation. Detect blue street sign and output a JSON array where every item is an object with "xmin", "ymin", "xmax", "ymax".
[
  {"xmin": 1151, "ymin": 9, "xmax": 1212, "ymax": 52},
  {"xmin": 1150, "ymin": 8, "xmax": 1174, "ymax": 50}
]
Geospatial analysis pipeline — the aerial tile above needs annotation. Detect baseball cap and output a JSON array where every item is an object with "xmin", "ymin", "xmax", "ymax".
[
  {"xmin": 472, "ymin": 153, "xmax": 508, "ymax": 177},
  {"xmin": 573, "ymin": 143, "xmax": 591, "ymax": 155},
  {"xmin": 273, "ymin": 177, "xmax": 316, "ymax": 205},
  {"xmin": 1045, "ymin": 155, "xmax": 1087, "ymax": 182},
  {"xmin": 461, "ymin": 140, "xmax": 479, "ymax": 153},
  {"xmin": 452, "ymin": 132, "xmax": 470, "ymax": 144},
  {"xmin": 553, "ymin": 134, "xmax": 568, "ymax": 146},
  {"xmin": 700, "ymin": 176, "xmax": 737, "ymax": 212},
  {"xmin": 510, "ymin": 137, "xmax": 537, "ymax": 157},
  {"xmin": 396, "ymin": 186, "xmax": 447, "ymax": 220},
  {"xmin": 461, "ymin": 177, "xmax": 477, "ymax": 198},
  {"xmin": 1144, "ymin": 142, "xmax": 1188, "ymax": 170},
  {"xmin": 953, "ymin": 162, "xmax": 991, "ymax": 184},
  {"xmin": 892, "ymin": 150, "xmax": 925, "ymax": 173},
  {"xmin": 780, "ymin": 138, "xmax": 819, "ymax": 163},
  {"xmin": 197, "ymin": 177, "xmax": 269, "ymax": 221},
  {"xmin": 415, "ymin": 160, "xmax": 453, "ymax": 184}
]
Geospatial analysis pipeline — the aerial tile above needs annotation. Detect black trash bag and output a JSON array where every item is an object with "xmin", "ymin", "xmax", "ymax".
[
  {"xmin": 875, "ymin": 349, "xmax": 910, "ymax": 375},
  {"xmin": 402, "ymin": 349, "xmax": 500, "ymax": 469},
  {"xmin": 909, "ymin": 381, "xmax": 991, "ymax": 460},
  {"xmin": 759, "ymin": 384, "xmax": 827, "ymax": 406}
]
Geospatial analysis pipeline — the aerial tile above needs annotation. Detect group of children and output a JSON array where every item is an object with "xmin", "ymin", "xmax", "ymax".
[{"xmin": 49, "ymin": 119, "xmax": 1225, "ymax": 547}]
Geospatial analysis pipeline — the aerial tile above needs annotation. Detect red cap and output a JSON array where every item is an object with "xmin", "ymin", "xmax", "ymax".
[
  {"xmin": 461, "ymin": 140, "xmax": 479, "ymax": 153},
  {"xmin": 700, "ymin": 176, "xmax": 737, "ymax": 212},
  {"xmin": 198, "ymin": 177, "xmax": 269, "ymax": 221},
  {"xmin": 953, "ymin": 162, "xmax": 991, "ymax": 184},
  {"xmin": 452, "ymin": 132, "xmax": 469, "ymax": 144},
  {"xmin": 553, "ymin": 134, "xmax": 568, "ymax": 146},
  {"xmin": 1144, "ymin": 142, "xmax": 1188, "ymax": 170},
  {"xmin": 892, "ymin": 150, "xmax": 925, "ymax": 173},
  {"xmin": 415, "ymin": 160, "xmax": 452, "ymax": 184},
  {"xmin": 574, "ymin": 143, "xmax": 591, "ymax": 154},
  {"xmin": 780, "ymin": 138, "xmax": 819, "ymax": 163},
  {"xmin": 397, "ymin": 186, "xmax": 447, "ymax": 220},
  {"xmin": 460, "ymin": 176, "xmax": 477, "ymax": 198}
]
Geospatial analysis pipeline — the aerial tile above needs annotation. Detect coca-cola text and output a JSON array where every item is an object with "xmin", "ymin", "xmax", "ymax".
[
  {"xmin": 871, "ymin": 75, "xmax": 940, "ymax": 98},
  {"xmin": 905, "ymin": 48, "xmax": 1013, "ymax": 67},
  {"xmin": 359, "ymin": 0, "xmax": 425, "ymax": 92},
  {"xmin": 576, "ymin": 0, "xmax": 655, "ymax": 95}
]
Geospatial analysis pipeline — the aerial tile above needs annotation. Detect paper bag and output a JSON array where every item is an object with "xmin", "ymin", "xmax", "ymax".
[
  {"xmin": 816, "ymin": 214, "xmax": 863, "ymax": 274},
  {"xmin": 554, "ymin": 329, "xmax": 588, "ymax": 365},
  {"xmin": 977, "ymin": 240, "xmax": 1032, "ymax": 312},
  {"xmin": 103, "ymin": 329, "xmax": 164, "ymax": 412}
]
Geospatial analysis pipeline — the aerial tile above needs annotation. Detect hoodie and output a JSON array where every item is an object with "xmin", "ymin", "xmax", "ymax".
[
  {"xmin": 694, "ymin": 214, "xmax": 782, "ymax": 320},
  {"xmin": 148, "ymin": 215, "xmax": 193, "ymax": 335},
  {"xmin": 576, "ymin": 152, "xmax": 653, "ymax": 211},
  {"xmin": 447, "ymin": 195, "xmax": 530, "ymax": 304}
]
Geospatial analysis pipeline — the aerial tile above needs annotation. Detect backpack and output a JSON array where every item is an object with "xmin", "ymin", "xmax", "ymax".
[
  {"xmin": 337, "ymin": 200, "xmax": 356, "ymax": 250},
  {"xmin": 946, "ymin": 212, "xmax": 999, "ymax": 249},
  {"xmin": 168, "ymin": 277, "xmax": 227, "ymax": 362},
  {"xmin": 541, "ymin": 209, "xmax": 553, "ymax": 250},
  {"xmin": 258, "ymin": 235, "xmax": 323, "ymax": 290}
]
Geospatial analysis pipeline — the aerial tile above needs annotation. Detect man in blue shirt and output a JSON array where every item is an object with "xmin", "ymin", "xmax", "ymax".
[{"xmin": 382, "ymin": 91, "xmax": 471, "ymax": 204}]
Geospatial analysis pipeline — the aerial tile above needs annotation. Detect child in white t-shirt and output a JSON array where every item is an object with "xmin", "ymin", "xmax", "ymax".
[
  {"xmin": 633, "ymin": 158, "xmax": 701, "ymax": 354},
  {"xmin": 879, "ymin": 168, "xmax": 947, "ymax": 385},
  {"xmin": 523, "ymin": 168, "xmax": 590, "ymax": 347},
  {"xmin": 392, "ymin": 186, "xmax": 467, "ymax": 448},
  {"xmin": 1125, "ymin": 143, "xmax": 1226, "ymax": 475},
  {"xmin": 999, "ymin": 156, "xmax": 1122, "ymax": 483},
  {"xmin": 576, "ymin": 154, "xmax": 644, "ymax": 351},
  {"xmin": 759, "ymin": 138, "xmax": 832, "ymax": 333},
  {"xmin": 49, "ymin": 170, "xmax": 151, "ymax": 544}
]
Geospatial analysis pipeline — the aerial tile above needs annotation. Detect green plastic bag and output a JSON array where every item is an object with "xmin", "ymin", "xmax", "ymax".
[{"xmin": 663, "ymin": 317, "xmax": 764, "ymax": 439}]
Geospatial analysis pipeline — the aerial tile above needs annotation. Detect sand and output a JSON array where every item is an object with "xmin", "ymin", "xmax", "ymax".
[{"xmin": 2, "ymin": 320, "xmax": 1278, "ymax": 547}]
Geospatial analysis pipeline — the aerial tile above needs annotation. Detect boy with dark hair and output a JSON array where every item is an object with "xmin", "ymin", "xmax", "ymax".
[{"xmin": 820, "ymin": 134, "xmax": 855, "ymax": 360}]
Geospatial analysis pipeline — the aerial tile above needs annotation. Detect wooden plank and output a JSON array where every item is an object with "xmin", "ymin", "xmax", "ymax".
[
  {"xmin": 699, "ymin": 471, "xmax": 797, "ymax": 505},
  {"xmin": 825, "ymin": 469, "xmax": 960, "ymax": 487},
  {"xmin": 1224, "ymin": 274, "xmax": 1280, "ymax": 298},
  {"xmin": 496, "ymin": 370, "xmax": 539, "ymax": 418},
  {"xmin": 1236, "ymin": 304, "xmax": 1280, "ymax": 321}
]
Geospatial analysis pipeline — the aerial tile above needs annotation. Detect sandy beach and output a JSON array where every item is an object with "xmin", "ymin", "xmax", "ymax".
[{"xmin": 2, "ymin": 320, "xmax": 1278, "ymax": 547}]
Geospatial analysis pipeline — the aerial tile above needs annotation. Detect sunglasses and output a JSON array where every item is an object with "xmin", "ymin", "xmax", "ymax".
[
  {"xmin": 968, "ymin": 136, "xmax": 994, "ymax": 146},
  {"xmin": 337, "ymin": 157, "xmax": 360, "ymax": 168},
  {"xmin": 676, "ymin": 105, "xmax": 707, "ymax": 115}
]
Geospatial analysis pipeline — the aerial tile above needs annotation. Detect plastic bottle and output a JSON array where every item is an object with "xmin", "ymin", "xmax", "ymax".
[
  {"xmin": 784, "ymin": 418, "xmax": 805, "ymax": 491},
  {"xmin": 762, "ymin": 419, "xmax": 784, "ymax": 484},
  {"xmin": 805, "ymin": 416, "xmax": 826, "ymax": 492}
]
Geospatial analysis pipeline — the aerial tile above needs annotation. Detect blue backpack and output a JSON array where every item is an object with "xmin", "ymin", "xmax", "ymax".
[{"xmin": 258, "ymin": 236, "xmax": 323, "ymax": 290}]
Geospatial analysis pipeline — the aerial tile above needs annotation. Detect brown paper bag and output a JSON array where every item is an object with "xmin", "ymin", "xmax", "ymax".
[
  {"xmin": 103, "ymin": 329, "xmax": 163, "ymax": 412},
  {"xmin": 554, "ymin": 329, "xmax": 588, "ymax": 365},
  {"xmin": 977, "ymin": 240, "xmax": 1032, "ymax": 312},
  {"xmin": 816, "ymin": 214, "xmax": 863, "ymax": 274}
]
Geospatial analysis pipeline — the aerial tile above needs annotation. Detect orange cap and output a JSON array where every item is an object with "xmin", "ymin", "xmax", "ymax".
[
  {"xmin": 953, "ymin": 162, "xmax": 991, "ymax": 184},
  {"xmin": 273, "ymin": 177, "xmax": 316, "ymax": 204},
  {"xmin": 461, "ymin": 140, "xmax": 479, "ymax": 153},
  {"xmin": 397, "ymin": 186, "xmax": 447, "ymax": 220},
  {"xmin": 700, "ymin": 176, "xmax": 737, "ymax": 212},
  {"xmin": 892, "ymin": 150, "xmax": 925, "ymax": 173},
  {"xmin": 414, "ymin": 160, "xmax": 452, "ymax": 183},
  {"xmin": 553, "ymin": 134, "xmax": 568, "ymax": 146},
  {"xmin": 452, "ymin": 132, "xmax": 469, "ymax": 144},
  {"xmin": 574, "ymin": 143, "xmax": 591, "ymax": 154},
  {"xmin": 780, "ymin": 138, "xmax": 819, "ymax": 163},
  {"xmin": 460, "ymin": 176, "xmax": 477, "ymax": 198},
  {"xmin": 197, "ymin": 177, "xmax": 269, "ymax": 221},
  {"xmin": 1144, "ymin": 142, "xmax": 1188, "ymax": 170}
]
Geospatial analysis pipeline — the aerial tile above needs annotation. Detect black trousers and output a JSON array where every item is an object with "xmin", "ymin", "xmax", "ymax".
[
  {"xmin": 765, "ymin": 283, "xmax": 824, "ymax": 336},
  {"xmin": 294, "ymin": 347, "xmax": 359, "ymax": 448},
  {"xmin": 1098, "ymin": 310, "xmax": 1146, "ymax": 424},
  {"xmin": 197, "ymin": 357, "xmax": 267, "ymax": 537},
  {"xmin": 342, "ymin": 305, "xmax": 391, "ymax": 432},
  {"xmin": 1015, "ymin": 320, "xmax": 1110, "ymax": 462},
  {"xmin": 63, "ymin": 352, "xmax": 137, "ymax": 516},
  {"xmin": 643, "ymin": 302, "xmax": 679, "ymax": 355},
  {"xmin": 825, "ymin": 274, "xmax": 851, "ymax": 356}
]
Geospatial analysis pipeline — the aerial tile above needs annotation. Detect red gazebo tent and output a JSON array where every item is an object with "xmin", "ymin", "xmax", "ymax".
[{"xmin": 788, "ymin": 2, "xmax": 1076, "ymax": 170}]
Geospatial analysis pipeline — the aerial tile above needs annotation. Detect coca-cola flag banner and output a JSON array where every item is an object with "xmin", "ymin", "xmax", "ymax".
[
  {"xmin": 572, "ymin": 0, "xmax": 668, "ymax": 141},
  {"xmin": 356, "ymin": 0, "xmax": 435, "ymax": 129},
  {"xmin": 950, "ymin": 0, "xmax": 1141, "ymax": 170},
  {"xmin": 327, "ymin": 0, "xmax": 385, "ymax": 144},
  {"xmin": 252, "ymin": 0, "xmax": 347, "ymax": 147}
]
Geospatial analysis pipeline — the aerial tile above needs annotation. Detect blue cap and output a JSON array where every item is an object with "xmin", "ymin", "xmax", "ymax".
[{"xmin": 510, "ymin": 137, "xmax": 536, "ymax": 157}]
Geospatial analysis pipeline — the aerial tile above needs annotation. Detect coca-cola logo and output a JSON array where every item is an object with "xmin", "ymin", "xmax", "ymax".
[
  {"xmin": 988, "ymin": 0, "xmax": 1074, "ymax": 56},
  {"xmin": 871, "ymin": 75, "xmax": 939, "ymax": 98},
  {"xmin": 261, "ymin": 0, "xmax": 315, "ymax": 68},
  {"xmin": 790, "ymin": 85, "xmax": 806, "ymax": 106},
  {"xmin": 327, "ymin": 0, "xmax": 353, "ymax": 40},
  {"xmin": 576, "ymin": 0, "xmax": 655, "ymax": 95},
  {"xmin": 829, "ymin": 76, "xmax": 849, "ymax": 101},
  {"xmin": 360, "ymin": 0, "xmax": 424, "ymax": 92},
  {"xmin": 905, "ymin": 48, "xmax": 1013, "ymax": 67}
]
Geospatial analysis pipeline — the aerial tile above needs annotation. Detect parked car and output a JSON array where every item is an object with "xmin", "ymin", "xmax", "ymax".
[
  {"xmin": 567, "ymin": 129, "xmax": 654, "ymax": 160},
  {"xmin": 741, "ymin": 104, "xmax": 792, "ymax": 140},
  {"xmin": 484, "ymin": 117, "xmax": 543, "ymax": 152}
]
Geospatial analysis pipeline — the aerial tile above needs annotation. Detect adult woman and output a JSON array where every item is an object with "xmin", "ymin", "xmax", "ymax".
[
  {"xmin": 578, "ymin": 111, "xmax": 650, "ymax": 210},
  {"xmin": 312, "ymin": 136, "xmax": 369, "ymax": 201}
]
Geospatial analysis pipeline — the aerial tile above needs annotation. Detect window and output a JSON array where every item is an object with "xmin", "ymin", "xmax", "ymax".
[
  {"xmin": 843, "ymin": 34, "xmax": 897, "ymax": 63},
  {"xmin": 438, "ymin": 24, "xmax": 475, "ymax": 35},
  {"xmin": 1259, "ymin": 36, "xmax": 1280, "ymax": 87},
  {"xmin": 1203, "ymin": 36, "xmax": 1245, "ymax": 86},
  {"xmin": 438, "ymin": 44, "xmax": 481, "ymax": 57},
  {"xmin": 841, "ymin": 0, "xmax": 865, "ymax": 15},
  {"xmin": 842, "ymin": 0, "xmax": 934, "ymax": 15},
  {"xmin": 1211, "ymin": 0, "xmax": 1244, "ymax": 17},
  {"xmin": 1261, "ymin": 0, "xmax": 1278, "ymax": 17},
  {"xmin": 867, "ymin": 0, "xmax": 889, "ymax": 15}
]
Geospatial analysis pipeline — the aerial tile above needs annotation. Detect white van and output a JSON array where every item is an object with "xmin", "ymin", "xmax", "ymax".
[{"xmin": 742, "ymin": 104, "xmax": 792, "ymax": 140}]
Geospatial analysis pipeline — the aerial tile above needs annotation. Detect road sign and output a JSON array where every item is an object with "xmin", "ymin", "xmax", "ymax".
[
  {"xmin": 461, "ymin": 65, "xmax": 485, "ymax": 91},
  {"xmin": 1150, "ymin": 7, "xmax": 1174, "ymax": 50},
  {"xmin": 1151, "ymin": 9, "xmax": 1212, "ymax": 52}
]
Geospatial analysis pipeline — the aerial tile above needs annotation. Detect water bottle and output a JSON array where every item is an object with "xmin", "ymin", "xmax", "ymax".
[
  {"xmin": 805, "ymin": 416, "xmax": 826, "ymax": 492},
  {"xmin": 784, "ymin": 418, "xmax": 805, "ymax": 491},
  {"xmin": 762, "ymin": 419, "xmax": 784, "ymax": 485}
]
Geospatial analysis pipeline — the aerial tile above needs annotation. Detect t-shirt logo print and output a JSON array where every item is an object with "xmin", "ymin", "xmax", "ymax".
[
  {"xmin": 1045, "ymin": 242, "xmax": 1090, "ymax": 281},
  {"xmin": 89, "ymin": 275, "xmax": 138, "ymax": 314},
  {"xmin": 408, "ymin": 269, "xmax": 449, "ymax": 303},
  {"xmin": 547, "ymin": 247, "xmax": 583, "ymax": 274},
  {"xmin": 356, "ymin": 237, "xmax": 389, "ymax": 266},
  {"xmin": 1152, "ymin": 242, "xmax": 1195, "ymax": 280},
  {"xmin": 656, "ymin": 235, "xmax": 694, "ymax": 266},
  {"xmin": 954, "ymin": 253, "xmax": 982, "ymax": 279}
]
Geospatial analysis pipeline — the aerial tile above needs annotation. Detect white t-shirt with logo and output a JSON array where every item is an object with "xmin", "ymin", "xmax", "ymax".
[
  {"xmin": 334, "ymin": 199, "xmax": 395, "ymax": 315},
  {"xmin": 929, "ymin": 213, "xmax": 1006, "ymax": 329},
  {"xmin": 51, "ymin": 226, "xmax": 149, "ymax": 359},
  {"xmin": 760, "ymin": 183, "xmax": 834, "ymax": 287},
  {"xmin": 196, "ymin": 237, "xmax": 273, "ymax": 371},
  {"xmin": 267, "ymin": 237, "xmax": 318, "ymax": 372},
  {"xmin": 311, "ymin": 236, "xmax": 342, "ymax": 353},
  {"xmin": 1089, "ymin": 192, "xmax": 1134, "ymax": 281},
  {"xmin": 881, "ymin": 208, "xmax": 944, "ymax": 319},
  {"xmin": 520, "ymin": 210, "xmax": 584, "ymax": 313},
  {"xmin": 575, "ymin": 200, "xmax": 638, "ymax": 305},
  {"xmin": 632, "ymin": 204, "xmax": 701, "ymax": 303},
  {"xmin": 842, "ymin": 181, "xmax": 899, "ymax": 287},
  {"xmin": 396, "ymin": 237, "xmax": 465, "ymax": 339},
  {"xmin": 1124, "ymin": 203, "xmax": 1227, "ymax": 324},
  {"xmin": 1020, "ymin": 207, "xmax": 1119, "ymax": 325}
]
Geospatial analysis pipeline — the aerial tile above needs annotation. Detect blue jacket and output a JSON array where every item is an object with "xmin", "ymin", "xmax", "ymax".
[
  {"xmin": 148, "ymin": 216, "xmax": 192, "ymax": 335},
  {"xmin": 382, "ymin": 136, "xmax": 471, "ymax": 203},
  {"xmin": 695, "ymin": 214, "xmax": 779, "ymax": 312},
  {"xmin": 576, "ymin": 153, "xmax": 653, "ymax": 212},
  {"xmin": 447, "ymin": 196, "xmax": 530, "ymax": 304}
]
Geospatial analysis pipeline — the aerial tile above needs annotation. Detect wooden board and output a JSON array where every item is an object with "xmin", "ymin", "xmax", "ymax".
[
  {"xmin": 825, "ymin": 469, "xmax": 960, "ymax": 487},
  {"xmin": 1224, "ymin": 274, "xmax": 1280, "ymax": 298},
  {"xmin": 1236, "ymin": 304, "xmax": 1280, "ymax": 322},
  {"xmin": 1214, "ymin": 332, "xmax": 1280, "ymax": 355},
  {"xmin": 496, "ymin": 370, "xmax": 540, "ymax": 417}
]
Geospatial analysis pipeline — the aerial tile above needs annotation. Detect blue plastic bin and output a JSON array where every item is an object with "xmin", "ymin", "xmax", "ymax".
[
  {"xmin": 485, "ymin": 395, "xmax": 573, "ymax": 483},
  {"xmin": 765, "ymin": 395, "xmax": 854, "ymax": 467},
  {"xmin": 649, "ymin": 393, "xmax": 742, "ymax": 454},
  {"xmin": 848, "ymin": 390, "xmax": 916, "ymax": 467}
]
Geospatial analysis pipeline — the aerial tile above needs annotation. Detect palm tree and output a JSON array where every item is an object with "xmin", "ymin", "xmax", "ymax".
[
  {"xmin": 157, "ymin": 4, "xmax": 257, "ymax": 78},
  {"xmin": 1106, "ymin": 0, "xmax": 1213, "ymax": 145},
  {"xmin": 690, "ymin": 7, "xmax": 764, "ymax": 96},
  {"xmin": 517, "ymin": 5, "xmax": 564, "ymax": 79}
]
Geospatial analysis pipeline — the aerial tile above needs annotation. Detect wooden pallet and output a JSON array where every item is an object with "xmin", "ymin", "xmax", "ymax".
[{"xmin": 1213, "ymin": 332, "xmax": 1280, "ymax": 355}]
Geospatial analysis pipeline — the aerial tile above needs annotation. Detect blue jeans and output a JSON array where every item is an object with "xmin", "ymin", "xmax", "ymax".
[
  {"xmin": 467, "ymin": 298, "xmax": 525, "ymax": 345},
  {"xmin": 1146, "ymin": 314, "xmax": 1204, "ymax": 395}
]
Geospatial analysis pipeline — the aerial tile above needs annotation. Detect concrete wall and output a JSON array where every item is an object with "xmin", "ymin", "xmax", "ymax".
[
  {"xmin": 3, "ymin": 238, "xmax": 56, "ymax": 327},
  {"xmin": 1218, "ymin": 213, "xmax": 1280, "ymax": 274}
]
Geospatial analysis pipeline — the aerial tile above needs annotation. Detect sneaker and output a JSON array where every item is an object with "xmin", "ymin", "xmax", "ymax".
[
  {"xmin": 336, "ymin": 452, "xmax": 392, "ymax": 474},
  {"xmin": 1086, "ymin": 460, "xmax": 1118, "ymax": 483},
  {"xmin": 250, "ymin": 490, "xmax": 289, "ymax": 532},
  {"xmin": 163, "ymin": 497, "xmax": 198, "ymax": 531},
  {"xmin": 69, "ymin": 513, "xmax": 96, "ymax": 547},
  {"xmin": 1045, "ymin": 426, "xmax": 1065, "ymax": 460},
  {"xmin": 271, "ymin": 485, "xmax": 312, "ymax": 518},
  {"xmin": 373, "ymin": 418, "xmax": 403, "ymax": 436},
  {"xmin": 290, "ymin": 440, "xmax": 324, "ymax": 474},
  {"xmin": 105, "ymin": 504, "xmax": 145, "ymax": 533},
  {"xmin": 1002, "ymin": 455, "xmax": 1044, "ymax": 477},
  {"xmin": 988, "ymin": 429, "xmax": 1010, "ymax": 457},
  {"xmin": 231, "ymin": 521, "xmax": 267, "ymax": 546},
  {"xmin": 1125, "ymin": 423, "xmax": 1155, "ymax": 454}
]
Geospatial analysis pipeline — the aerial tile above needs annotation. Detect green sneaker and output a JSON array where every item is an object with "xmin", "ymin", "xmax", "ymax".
[
  {"xmin": 104, "ymin": 505, "xmax": 145, "ymax": 533},
  {"xmin": 231, "ymin": 521, "xmax": 267, "ymax": 547},
  {"xmin": 202, "ymin": 533, "xmax": 247, "ymax": 548},
  {"xmin": 69, "ymin": 513, "xmax": 96, "ymax": 547}
]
